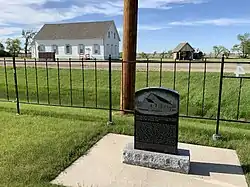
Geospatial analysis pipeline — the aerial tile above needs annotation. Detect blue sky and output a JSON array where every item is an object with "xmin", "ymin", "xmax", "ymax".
[{"xmin": 0, "ymin": 0, "xmax": 250, "ymax": 53}]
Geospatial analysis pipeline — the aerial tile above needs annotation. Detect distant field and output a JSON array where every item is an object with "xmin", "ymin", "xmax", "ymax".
[
  {"xmin": 206, "ymin": 58, "xmax": 250, "ymax": 62},
  {"xmin": 137, "ymin": 58, "xmax": 250, "ymax": 62},
  {"xmin": 1, "ymin": 66, "xmax": 250, "ymax": 121},
  {"xmin": 2, "ymin": 56, "xmax": 250, "ymax": 74}
]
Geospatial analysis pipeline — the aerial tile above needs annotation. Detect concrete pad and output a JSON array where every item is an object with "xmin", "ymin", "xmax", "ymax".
[{"xmin": 51, "ymin": 133, "xmax": 248, "ymax": 187}]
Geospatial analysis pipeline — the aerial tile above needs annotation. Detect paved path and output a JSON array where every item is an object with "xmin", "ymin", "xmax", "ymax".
[
  {"xmin": 51, "ymin": 133, "xmax": 248, "ymax": 187},
  {"xmin": 1, "ymin": 59, "xmax": 250, "ymax": 73}
]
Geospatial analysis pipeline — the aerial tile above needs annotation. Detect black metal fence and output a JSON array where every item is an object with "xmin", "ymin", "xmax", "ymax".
[{"xmin": 1, "ymin": 56, "xmax": 250, "ymax": 132}]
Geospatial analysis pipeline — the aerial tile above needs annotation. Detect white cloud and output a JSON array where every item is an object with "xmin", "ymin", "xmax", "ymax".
[
  {"xmin": 117, "ymin": 24, "xmax": 170, "ymax": 33},
  {"xmin": 0, "ymin": 1, "xmax": 123, "ymax": 26},
  {"xmin": 169, "ymin": 18, "xmax": 250, "ymax": 26},
  {"xmin": 0, "ymin": 27, "xmax": 23, "ymax": 45},
  {"xmin": 138, "ymin": 25, "xmax": 170, "ymax": 30},
  {"xmin": 0, "ymin": 0, "xmax": 207, "ymax": 26},
  {"xmin": 0, "ymin": 5, "xmax": 85, "ymax": 25},
  {"xmin": 138, "ymin": 0, "xmax": 205, "ymax": 9},
  {"xmin": 82, "ymin": 3, "xmax": 123, "ymax": 16},
  {"xmin": 116, "ymin": 17, "xmax": 250, "ymax": 36},
  {"xmin": 0, "ymin": 0, "xmax": 206, "ymax": 44},
  {"xmin": 0, "ymin": 27, "xmax": 23, "ymax": 35},
  {"xmin": 0, "ymin": 25, "xmax": 43, "ymax": 46},
  {"xmin": 107, "ymin": 0, "xmax": 205, "ymax": 10}
]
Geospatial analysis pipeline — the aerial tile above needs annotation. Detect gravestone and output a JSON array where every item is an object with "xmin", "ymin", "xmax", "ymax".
[
  {"xmin": 134, "ymin": 87, "xmax": 179, "ymax": 155},
  {"xmin": 123, "ymin": 87, "xmax": 190, "ymax": 174},
  {"xmin": 234, "ymin": 63, "xmax": 245, "ymax": 77}
]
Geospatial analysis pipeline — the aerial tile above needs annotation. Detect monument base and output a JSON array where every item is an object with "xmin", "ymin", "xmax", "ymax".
[{"xmin": 122, "ymin": 142, "xmax": 190, "ymax": 174}]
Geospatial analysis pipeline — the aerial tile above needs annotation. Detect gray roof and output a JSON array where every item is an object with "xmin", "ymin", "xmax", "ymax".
[
  {"xmin": 173, "ymin": 42, "xmax": 194, "ymax": 52},
  {"xmin": 34, "ymin": 20, "xmax": 120, "ymax": 41}
]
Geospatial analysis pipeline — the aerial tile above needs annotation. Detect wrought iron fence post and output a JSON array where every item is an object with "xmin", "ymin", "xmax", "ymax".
[
  {"xmin": 173, "ymin": 59, "xmax": 177, "ymax": 90},
  {"xmin": 213, "ymin": 55, "xmax": 225, "ymax": 140},
  {"xmin": 94, "ymin": 58, "xmax": 98, "ymax": 108},
  {"xmin": 159, "ymin": 58, "xmax": 163, "ymax": 87},
  {"xmin": 146, "ymin": 58, "xmax": 149, "ymax": 87},
  {"xmin": 107, "ymin": 55, "xmax": 113, "ymax": 125},
  {"xmin": 4, "ymin": 58, "xmax": 9, "ymax": 101},
  {"xmin": 12, "ymin": 54, "xmax": 20, "ymax": 115}
]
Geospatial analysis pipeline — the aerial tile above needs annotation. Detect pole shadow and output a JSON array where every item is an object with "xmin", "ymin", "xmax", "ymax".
[{"xmin": 189, "ymin": 161, "xmax": 248, "ymax": 176}]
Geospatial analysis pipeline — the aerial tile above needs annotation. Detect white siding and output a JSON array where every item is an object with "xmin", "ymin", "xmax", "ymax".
[
  {"xmin": 31, "ymin": 41, "xmax": 37, "ymax": 58},
  {"xmin": 31, "ymin": 22, "xmax": 120, "ymax": 60},
  {"xmin": 32, "ymin": 39, "xmax": 104, "ymax": 60},
  {"xmin": 103, "ymin": 23, "xmax": 120, "ymax": 59}
]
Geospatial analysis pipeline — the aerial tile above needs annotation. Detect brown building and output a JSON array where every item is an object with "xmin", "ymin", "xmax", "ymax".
[{"xmin": 173, "ymin": 42, "xmax": 195, "ymax": 60}]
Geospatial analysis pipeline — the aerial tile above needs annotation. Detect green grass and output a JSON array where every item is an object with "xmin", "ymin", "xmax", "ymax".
[
  {"xmin": 1, "ymin": 66, "xmax": 250, "ymax": 121},
  {"xmin": 0, "ymin": 102, "xmax": 250, "ymax": 187}
]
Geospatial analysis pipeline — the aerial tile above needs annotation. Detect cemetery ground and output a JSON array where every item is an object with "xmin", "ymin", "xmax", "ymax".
[{"xmin": 0, "ymin": 102, "xmax": 250, "ymax": 187}]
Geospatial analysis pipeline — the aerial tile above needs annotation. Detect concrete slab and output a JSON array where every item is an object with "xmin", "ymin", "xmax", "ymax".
[{"xmin": 51, "ymin": 133, "xmax": 248, "ymax": 187}]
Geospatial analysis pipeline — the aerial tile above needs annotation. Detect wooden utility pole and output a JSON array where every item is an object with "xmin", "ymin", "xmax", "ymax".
[{"xmin": 120, "ymin": 0, "xmax": 139, "ymax": 113}]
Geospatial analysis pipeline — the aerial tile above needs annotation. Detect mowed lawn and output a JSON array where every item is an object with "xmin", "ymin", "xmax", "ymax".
[
  {"xmin": 1, "ymin": 66, "xmax": 250, "ymax": 121},
  {"xmin": 0, "ymin": 102, "xmax": 250, "ymax": 187}
]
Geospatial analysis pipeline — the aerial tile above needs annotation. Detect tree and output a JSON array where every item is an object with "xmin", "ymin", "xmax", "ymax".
[
  {"xmin": 236, "ymin": 33, "xmax": 250, "ymax": 58},
  {"xmin": 140, "ymin": 52, "xmax": 145, "ymax": 58},
  {"xmin": 0, "ymin": 42, "xmax": 4, "ymax": 51},
  {"xmin": 213, "ymin": 45, "xmax": 226, "ymax": 58},
  {"xmin": 153, "ymin": 51, "xmax": 157, "ymax": 58},
  {"xmin": 223, "ymin": 48, "xmax": 231, "ymax": 59},
  {"xmin": 5, "ymin": 38, "xmax": 22, "ymax": 55},
  {"xmin": 166, "ymin": 50, "xmax": 173, "ymax": 58},
  {"xmin": 160, "ymin": 51, "xmax": 166, "ymax": 59},
  {"xmin": 22, "ymin": 29, "xmax": 36, "ymax": 57},
  {"xmin": 140, "ymin": 52, "xmax": 149, "ymax": 59},
  {"xmin": 208, "ymin": 52, "xmax": 213, "ymax": 58},
  {"xmin": 231, "ymin": 44, "xmax": 241, "ymax": 57},
  {"xmin": 0, "ymin": 41, "xmax": 12, "ymax": 57},
  {"xmin": 213, "ymin": 46, "xmax": 230, "ymax": 58}
]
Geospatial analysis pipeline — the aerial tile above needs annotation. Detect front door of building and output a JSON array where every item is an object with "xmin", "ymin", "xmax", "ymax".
[{"xmin": 85, "ymin": 47, "xmax": 91, "ymax": 59}]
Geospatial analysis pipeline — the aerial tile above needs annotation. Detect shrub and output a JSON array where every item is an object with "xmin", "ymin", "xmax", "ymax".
[{"xmin": 0, "ymin": 50, "xmax": 12, "ymax": 57}]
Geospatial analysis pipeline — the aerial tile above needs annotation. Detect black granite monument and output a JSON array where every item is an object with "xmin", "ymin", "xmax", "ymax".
[
  {"xmin": 134, "ymin": 87, "xmax": 179, "ymax": 155},
  {"xmin": 123, "ymin": 87, "xmax": 190, "ymax": 174}
]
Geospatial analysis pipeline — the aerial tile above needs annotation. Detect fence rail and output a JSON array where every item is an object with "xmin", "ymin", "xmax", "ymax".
[{"xmin": 1, "ymin": 56, "xmax": 250, "ymax": 133}]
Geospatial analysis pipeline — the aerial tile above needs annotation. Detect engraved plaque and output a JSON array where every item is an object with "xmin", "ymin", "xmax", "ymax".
[{"xmin": 134, "ymin": 87, "xmax": 180, "ymax": 155}]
